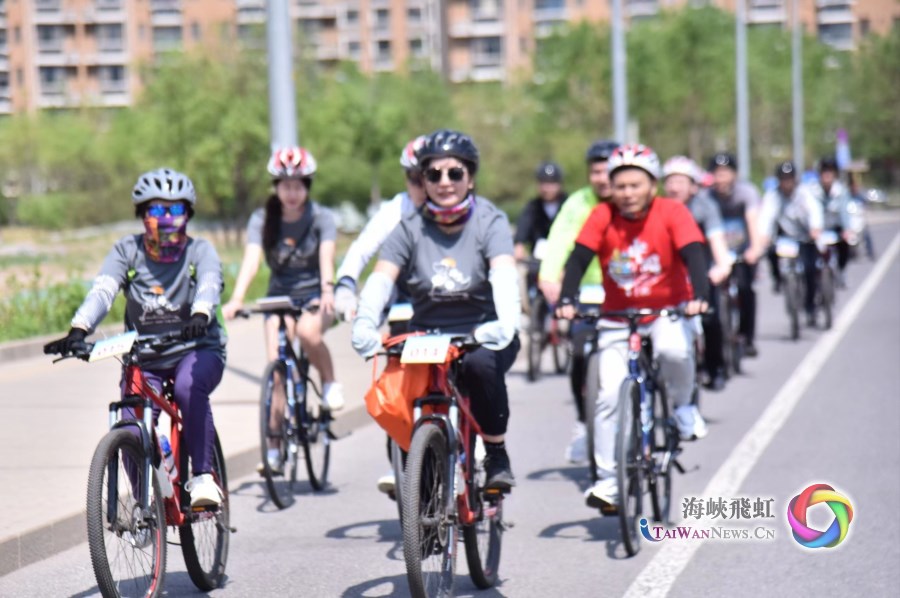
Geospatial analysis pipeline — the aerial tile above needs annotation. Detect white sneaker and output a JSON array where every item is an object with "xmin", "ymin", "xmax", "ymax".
[
  {"xmin": 564, "ymin": 421, "xmax": 588, "ymax": 464},
  {"xmin": 584, "ymin": 477, "xmax": 618, "ymax": 511},
  {"xmin": 322, "ymin": 382, "xmax": 345, "ymax": 411},
  {"xmin": 266, "ymin": 447, "xmax": 283, "ymax": 475},
  {"xmin": 186, "ymin": 473, "xmax": 223, "ymax": 508},
  {"xmin": 377, "ymin": 471, "xmax": 396, "ymax": 498},
  {"xmin": 675, "ymin": 404, "xmax": 708, "ymax": 441}
]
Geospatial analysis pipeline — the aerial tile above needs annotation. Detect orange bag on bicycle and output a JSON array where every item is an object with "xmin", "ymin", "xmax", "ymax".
[{"xmin": 364, "ymin": 355, "xmax": 431, "ymax": 452}]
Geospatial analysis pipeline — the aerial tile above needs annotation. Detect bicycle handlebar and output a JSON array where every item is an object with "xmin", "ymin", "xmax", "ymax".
[{"xmin": 46, "ymin": 331, "xmax": 197, "ymax": 363}]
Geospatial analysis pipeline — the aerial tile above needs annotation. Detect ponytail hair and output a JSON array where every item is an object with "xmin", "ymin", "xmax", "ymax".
[{"xmin": 262, "ymin": 194, "xmax": 281, "ymax": 253}]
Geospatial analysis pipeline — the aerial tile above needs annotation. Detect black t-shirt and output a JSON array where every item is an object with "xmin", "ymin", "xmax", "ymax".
[{"xmin": 514, "ymin": 194, "xmax": 567, "ymax": 249}]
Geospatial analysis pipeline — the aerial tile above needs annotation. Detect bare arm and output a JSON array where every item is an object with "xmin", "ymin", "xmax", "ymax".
[
  {"xmin": 707, "ymin": 231, "xmax": 733, "ymax": 286},
  {"xmin": 744, "ymin": 207, "xmax": 761, "ymax": 264},
  {"xmin": 318, "ymin": 240, "xmax": 336, "ymax": 315}
]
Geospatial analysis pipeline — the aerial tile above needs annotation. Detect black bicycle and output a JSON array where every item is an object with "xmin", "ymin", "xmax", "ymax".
[
  {"xmin": 718, "ymin": 253, "xmax": 745, "ymax": 377},
  {"xmin": 578, "ymin": 308, "xmax": 687, "ymax": 556},
  {"xmin": 776, "ymin": 237, "xmax": 804, "ymax": 340},
  {"xmin": 239, "ymin": 296, "xmax": 335, "ymax": 509},
  {"xmin": 525, "ymin": 278, "xmax": 570, "ymax": 382}
]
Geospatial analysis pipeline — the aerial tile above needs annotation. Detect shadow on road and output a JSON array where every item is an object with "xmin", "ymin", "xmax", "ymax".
[
  {"xmin": 538, "ymin": 517, "xmax": 630, "ymax": 559},
  {"xmin": 67, "ymin": 571, "xmax": 222, "ymax": 598},
  {"xmin": 229, "ymin": 478, "xmax": 338, "ymax": 513},
  {"xmin": 526, "ymin": 465, "xmax": 592, "ymax": 493},
  {"xmin": 326, "ymin": 519, "xmax": 403, "ymax": 561},
  {"xmin": 341, "ymin": 574, "xmax": 510, "ymax": 598}
]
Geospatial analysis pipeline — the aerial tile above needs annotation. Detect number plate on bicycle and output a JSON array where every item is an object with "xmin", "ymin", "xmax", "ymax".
[
  {"xmin": 775, "ymin": 237, "xmax": 800, "ymax": 258},
  {"xmin": 89, "ymin": 331, "xmax": 138, "ymax": 362},
  {"xmin": 387, "ymin": 302, "xmax": 414, "ymax": 322},
  {"xmin": 578, "ymin": 284, "xmax": 606, "ymax": 305},
  {"xmin": 401, "ymin": 335, "xmax": 452, "ymax": 364},
  {"xmin": 532, "ymin": 238, "xmax": 548, "ymax": 261},
  {"xmin": 818, "ymin": 230, "xmax": 840, "ymax": 246}
]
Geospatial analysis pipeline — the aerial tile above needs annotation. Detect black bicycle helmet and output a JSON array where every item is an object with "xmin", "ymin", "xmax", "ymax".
[
  {"xmin": 775, "ymin": 161, "xmax": 796, "ymax": 179},
  {"xmin": 818, "ymin": 156, "xmax": 839, "ymax": 172},
  {"xmin": 418, "ymin": 129, "xmax": 480, "ymax": 175},
  {"xmin": 708, "ymin": 152, "xmax": 738, "ymax": 171},
  {"xmin": 585, "ymin": 139, "xmax": 620, "ymax": 164},
  {"xmin": 535, "ymin": 161, "xmax": 563, "ymax": 182}
]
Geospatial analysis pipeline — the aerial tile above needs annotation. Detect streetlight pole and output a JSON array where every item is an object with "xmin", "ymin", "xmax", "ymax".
[
  {"xmin": 791, "ymin": 0, "xmax": 804, "ymax": 171},
  {"xmin": 735, "ymin": 0, "xmax": 750, "ymax": 180},
  {"xmin": 611, "ymin": 0, "xmax": 628, "ymax": 142},
  {"xmin": 267, "ymin": 0, "xmax": 299, "ymax": 148}
]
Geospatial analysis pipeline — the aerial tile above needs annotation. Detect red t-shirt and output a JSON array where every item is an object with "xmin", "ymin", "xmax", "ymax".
[{"xmin": 575, "ymin": 198, "xmax": 704, "ymax": 311}]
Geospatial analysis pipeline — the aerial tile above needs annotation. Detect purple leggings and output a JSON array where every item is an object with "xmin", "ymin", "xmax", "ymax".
[{"xmin": 122, "ymin": 350, "xmax": 224, "ymax": 475}]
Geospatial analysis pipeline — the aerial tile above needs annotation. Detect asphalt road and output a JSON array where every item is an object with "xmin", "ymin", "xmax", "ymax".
[{"xmin": 1, "ymin": 222, "xmax": 897, "ymax": 597}]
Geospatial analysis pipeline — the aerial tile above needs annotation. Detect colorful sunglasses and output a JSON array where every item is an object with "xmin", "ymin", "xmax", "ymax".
[{"xmin": 145, "ymin": 203, "xmax": 187, "ymax": 218}]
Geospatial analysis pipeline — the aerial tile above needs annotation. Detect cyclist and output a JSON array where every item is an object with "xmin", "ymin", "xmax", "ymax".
[
  {"xmin": 662, "ymin": 156, "xmax": 731, "ymax": 391},
  {"xmin": 556, "ymin": 144, "xmax": 710, "ymax": 511},
  {"xmin": 699, "ymin": 152, "xmax": 762, "ymax": 357},
  {"xmin": 334, "ymin": 135, "xmax": 428, "ymax": 322},
  {"xmin": 805, "ymin": 157, "xmax": 852, "ymax": 286},
  {"xmin": 755, "ymin": 161, "xmax": 824, "ymax": 327},
  {"xmin": 514, "ymin": 161, "xmax": 567, "ymax": 265},
  {"xmin": 351, "ymin": 129, "xmax": 521, "ymax": 491},
  {"xmin": 46, "ymin": 168, "xmax": 226, "ymax": 508},
  {"xmin": 538, "ymin": 139, "xmax": 620, "ymax": 464},
  {"xmin": 847, "ymin": 172, "xmax": 875, "ymax": 260},
  {"xmin": 221, "ymin": 147, "xmax": 344, "ymax": 473}
]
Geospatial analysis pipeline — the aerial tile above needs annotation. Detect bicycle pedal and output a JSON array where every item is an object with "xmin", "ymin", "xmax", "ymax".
[
  {"xmin": 499, "ymin": 520, "xmax": 515, "ymax": 531},
  {"xmin": 673, "ymin": 459, "xmax": 686, "ymax": 474}
]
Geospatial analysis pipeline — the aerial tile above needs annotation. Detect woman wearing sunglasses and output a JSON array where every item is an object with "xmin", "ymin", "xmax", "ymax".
[
  {"xmin": 49, "ymin": 168, "xmax": 227, "ymax": 508},
  {"xmin": 222, "ymin": 147, "xmax": 343, "ymax": 469},
  {"xmin": 351, "ymin": 129, "xmax": 521, "ymax": 491}
]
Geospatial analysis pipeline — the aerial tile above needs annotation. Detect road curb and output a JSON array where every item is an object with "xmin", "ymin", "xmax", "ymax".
[
  {"xmin": 0, "ymin": 326, "xmax": 121, "ymax": 364},
  {"xmin": 0, "ymin": 403, "xmax": 372, "ymax": 577}
]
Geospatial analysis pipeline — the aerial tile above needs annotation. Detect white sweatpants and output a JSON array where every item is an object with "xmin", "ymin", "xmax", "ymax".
[{"xmin": 590, "ymin": 316, "xmax": 696, "ymax": 480}]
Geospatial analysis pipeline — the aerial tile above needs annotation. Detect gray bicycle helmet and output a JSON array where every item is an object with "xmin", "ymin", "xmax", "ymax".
[{"xmin": 132, "ymin": 168, "xmax": 197, "ymax": 206}]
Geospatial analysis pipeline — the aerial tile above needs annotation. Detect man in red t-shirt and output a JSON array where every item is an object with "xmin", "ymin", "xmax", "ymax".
[{"xmin": 557, "ymin": 144, "xmax": 710, "ymax": 512}]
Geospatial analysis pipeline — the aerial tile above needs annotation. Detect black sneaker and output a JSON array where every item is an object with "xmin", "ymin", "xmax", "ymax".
[
  {"xmin": 483, "ymin": 450, "xmax": 516, "ymax": 492},
  {"xmin": 744, "ymin": 344, "xmax": 758, "ymax": 358}
]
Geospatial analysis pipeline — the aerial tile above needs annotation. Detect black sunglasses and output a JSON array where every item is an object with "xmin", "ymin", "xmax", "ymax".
[{"xmin": 424, "ymin": 166, "xmax": 467, "ymax": 184}]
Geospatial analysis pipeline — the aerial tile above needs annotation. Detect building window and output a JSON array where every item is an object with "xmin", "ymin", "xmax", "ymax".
[
  {"xmin": 99, "ymin": 65, "xmax": 127, "ymax": 93},
  {"xmin": 375, "ymin": 8, "xmax": 390, "ymax": 31},
  {"xmin": 153, "ymin": 26, "xmax": 183, "ymax": 52},
  {"xmin": 39, "ymin": 66, "xmax": 65, "ymax": 94},
  {"xmin": 376, "ymin": 39, "xmax": 391, "ymax": 62},
  {"xmin": 97, "ymin": 23, "xmax": 124, "ymax": 52},
  {"xmin": 535, "ymin": 0, "xmax": 565, "ymax": 9},
  {"xmin": 473, "ymin": 36, "xmax": 502, "ymax": 65},
  {"xmin": 409, "ymin": 38, "xmax": 424, "ymax": 56},
  {"xmin": 471, "ymin": 0, "xmax": 502, "ymax": 21},
  {"xmin": 818, "ymin": 22, "xmax": 853, "ymax": 49},
  {"xmin": 407, "ymin": 7, "xmax": 422, "ymax": 23},
  {"xmin": 346, "ymin": 9, "xmax": 358, "ymax": 24},
  {"xmin": 348, "ymin": 40, "xmax": 360, "ymax": 58},
  {"xmin": 37, "ymin": 25, "xmax": 65, "ymax": 53}
]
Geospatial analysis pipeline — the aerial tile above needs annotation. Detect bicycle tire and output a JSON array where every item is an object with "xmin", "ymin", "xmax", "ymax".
[
  {"xmin": 463, "ymin": 435, "xmax": 502, "ymax": 589},
  {"xmin": 402, "ymin": 424, "xmax": 455, "ymax": 598},
  {"xmin": 648, "ymin": 383, "xmax": 674, "ymax": 525},
  {"xmin": 717, "ymin": 288, "xmax": 734, "ymax": 379},
  {"xmin": 301, "ymin": 357, "xmax": 331, "ymax": 490},
  {"xmin": 526, "ymin": 295, "xmax": 543, "ymax": 382},
  {"xmin": 391, "ymin": 439, "xmax": 407, "ymax": 524},
  {"xmin": 87, "ymin": 428, "xmax": 165, "ymax": 598},
  {"xmin": 785, "ymin": 272, "xmax": 800, "ymax": 340},
  {"xmin": 820, "ymin": 265, "xmax": 834, "ymax": 330},
  {"xmin": 179, "ymin": 432, "xmax": 230, "ymax": 591},
  {"xmin": 616, "ymin": 379, "xmax": 643, "ymax": 557},
  {"xmin": 584, "ymin": 350, "xmax": 600, "ymax": 484},
  {"xmin": 552, "ymin": 331, "xmax": 571, "ymax": 375},
  {"xmin": 259, "ymin": 360, "xmax": 296, "ymax": 509}
]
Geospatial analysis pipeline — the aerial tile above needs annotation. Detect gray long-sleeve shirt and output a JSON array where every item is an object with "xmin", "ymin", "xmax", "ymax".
[{"xmin": 72, "ymin": 234, "xmax": 226, "ymax": 369}]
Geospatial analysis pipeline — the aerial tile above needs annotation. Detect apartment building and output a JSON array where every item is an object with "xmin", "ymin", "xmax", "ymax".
[{"xmin": 0, "ymin": 0, "xmax": 895, "ymax": 114}]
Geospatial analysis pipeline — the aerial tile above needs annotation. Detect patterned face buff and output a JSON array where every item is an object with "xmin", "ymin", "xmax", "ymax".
[
  {"xmin": 143, "ymin": 209, "xmax": 188, "ymax": 263},
  {"xmin": 422, "ymin": 193, "xmax": 476, "ymax": 226}
]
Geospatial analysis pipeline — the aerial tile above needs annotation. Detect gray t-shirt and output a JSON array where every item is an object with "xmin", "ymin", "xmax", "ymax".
[
  {"xmin": 72, "ymin": 234, "xmax": 226, "ymax": 369},
  {"xmin": 685, "ymin": 193, "xmax": 724, "ymax": 238},
  {"xmin": 246, "ymin": 202, "xmax": 337, "ymax": 299},
  {"xmin": 701, "ymin": 181, "xmax": 760, "ymax": 251},
  {"xmin": 379, "ymin": 198, "xmax": 514, "ymax": 333}
]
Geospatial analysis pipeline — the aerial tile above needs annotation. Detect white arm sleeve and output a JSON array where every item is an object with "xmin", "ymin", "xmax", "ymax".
[
  {"xmin": 351, "ymin": 271, "xmax": 396, "ymax": 357},
  {"xmin": 757, "ymin": 191, "xmax": 778, "ymax": 241},
  {"xmin": 336, "ymin": 195, "xmax": 404, "ymax": 283},
  {"xmin": 473, "ymin": 263, "xmax": 521, "ymax": 350}
]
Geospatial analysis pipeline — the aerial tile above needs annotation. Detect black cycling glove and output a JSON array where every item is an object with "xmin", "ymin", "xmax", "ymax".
[
  {"xmin": 44, "ymin": 327, "xmax": 87, "ymax": 355},
  {"xmin": 181, "ymin": 314, "xmax": 209, "ymax": 341}
]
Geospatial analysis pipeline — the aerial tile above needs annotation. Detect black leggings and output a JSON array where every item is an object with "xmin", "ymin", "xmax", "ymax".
[
  {"xmin": 459, "ymin": 336, "xmax": 521, "ymax": 436},
  {"xmin": 734, "ymin": 262, "xmax": 757, "ymax": 345},
  {"xmin": 703, "ymin": 284, "xmax": 725, "ymax": 375}
]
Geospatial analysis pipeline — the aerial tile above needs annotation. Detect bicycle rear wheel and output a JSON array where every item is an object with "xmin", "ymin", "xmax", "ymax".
[
  {"xmin": 302, "ymin": 366, "xmax": 331, "ymax": 490},
  {"xmin": 648, "ymin": 384, "xmax": 675, "ymax": 525},
  {"xmin": 86, "ymin": 428, "xmax": 166, "ymax": 598},
  {"xmin": 784, "ymin": 271, "xmax": 801, "ymax": 340},
  {"xmin": 259, "ymin": 360, "xmax": 297, "ymax": 509},
  {"xmin": 391, "ymin": 439, "xmax": 407, "ymax": 524},
  {"xmin": 616, "ymin": 379, "xmax": 643, "ymax": 557},
  {"xmin": 179, "ymin": 432, "xmax": 230, "ymax": 591},
  {"xmin": 463, "ymin": 436, "xmax": 503, "ymax": 589},
  {"xmin": 820, "ymin": 265, "xmax": 834, "ymax": 330},
  {"xmin": 402, "ymin": 424, "xmax": 455, "ymax": 598},
  {"xmin": 584, "ymin": 351, "xmax": 600, "ymax": 484}
]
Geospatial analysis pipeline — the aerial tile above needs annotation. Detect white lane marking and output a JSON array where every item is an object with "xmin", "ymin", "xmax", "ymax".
[{"xmin": 623, "ymin": 232, "xmax": 900, "ymax": 598}]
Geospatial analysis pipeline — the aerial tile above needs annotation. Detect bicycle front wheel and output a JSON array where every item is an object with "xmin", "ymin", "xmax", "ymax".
[
  {"xmin": 463, "ymin": 436, "xmax": 503, "ymax": 589},
  {"xmin": 784, "ymin": 271, "xmax": 801, "ymax": 340},
  {"xmin": 526, "ymin": 295, "xmax": 544, "ymax": 382},
  {"xmin": 259, "ymin": 360, "xmax": 296, "ymax": 509},
  {"xmin": 302, "ymin": 373, "xmax": 331, "ymax": 491},
  {"xmin": 649, "ymin": 384, "xmax": 675, "ymax": 525},
  {"xmin": 402, "ymin": 424, "xmax": 455, "ymax": 598},
  {"xmin": 179, "ymin": 431, "xmax": 230, "ymax": 591},
  {"xmin": 820, "ymin": 265, "xmax": 834, "ymax": 330},
  {"xmin": 584, "ymin": 350, "xmax": 601, "ymax": 484},
  {"xmin": 86, "ymin": 428, "xmax": 166, "ymax": 598},
  {"xmin": 616, "ymin": 379, "xmax": 643, "ymax": 557}
]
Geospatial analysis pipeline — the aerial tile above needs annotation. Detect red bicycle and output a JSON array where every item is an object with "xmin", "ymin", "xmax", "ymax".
[
  {"xmin": 377, "ymin": 333, "xmax": 507, "ymax": 597},
  {"xmin": 45, "ymin": 331, "xmax": 230, "ymax": 598}
]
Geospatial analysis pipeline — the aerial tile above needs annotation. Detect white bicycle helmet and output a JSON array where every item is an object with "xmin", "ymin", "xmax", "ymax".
[
  {"xmin": 399, "ymin": 135, "xmax": 427, "ymax": 171},
  {"xmin": 662, "ymin": 155, "xmax": 700, "ymax": 183},
  {"xmin": 132, "ymin": 168, "xmax": 197, "ymax": 206},
  {"xmin": 608, "ymin": 144, "xmax": 661, "ymax": 180},
  {"xmin": 267, "ymin": 146, "xmax": 317, "ymax": 179}
]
